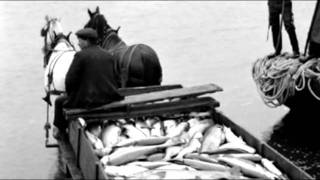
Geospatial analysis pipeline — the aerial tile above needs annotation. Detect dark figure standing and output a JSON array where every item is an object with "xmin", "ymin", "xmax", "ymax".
[
  {"xmin": 268, "ymin": 0, "xmax": 300, "ymax": 57},
  {"xmin": 53, "ymin": 28, "xmax": 123, "ymax": 138}
]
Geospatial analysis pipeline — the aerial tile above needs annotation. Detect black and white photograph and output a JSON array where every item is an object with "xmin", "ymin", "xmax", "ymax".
[{"xmin": 0, "ymin": 1, "xmax": 319, "ymax": 179}]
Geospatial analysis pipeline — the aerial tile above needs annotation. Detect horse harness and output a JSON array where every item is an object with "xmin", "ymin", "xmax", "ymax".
[{"xmin": 102, "ymin": 29, "xmax": 139, "ymax": 88}]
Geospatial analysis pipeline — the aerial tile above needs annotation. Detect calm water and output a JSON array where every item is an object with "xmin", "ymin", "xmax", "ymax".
[{"xmin": 0, "ymin": 1, "xmax": 317, "ymax": 179}]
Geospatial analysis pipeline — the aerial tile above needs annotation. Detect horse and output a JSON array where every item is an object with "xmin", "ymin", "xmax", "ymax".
[
  {"xmin": 84, "ymin": 7, "xmax": 162, "ymax": 88},
  {"xmin": 40, "ymin": 16, "xmax": 76, "ymax": 105}
]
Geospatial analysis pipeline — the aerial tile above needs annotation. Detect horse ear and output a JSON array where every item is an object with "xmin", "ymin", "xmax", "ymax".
[
  {"xmin": 88, "ymin": 9, "xmax": 93, "ymax": 17},
  {"xmin": 67, "ymin": 32, "xmax": 72, "ymax": 40},
  {"xmin": 116, "ymin": 26, "xmax": 121, "ymax": 34},
  {"xmin": 96, "ymin": 6, "xmax": 100, "ymax": 14}
]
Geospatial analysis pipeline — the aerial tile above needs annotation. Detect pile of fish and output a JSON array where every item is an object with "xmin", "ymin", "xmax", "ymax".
[{"xmin": 85, "ymin": 111, "xmax": 288, "ymax": 180}]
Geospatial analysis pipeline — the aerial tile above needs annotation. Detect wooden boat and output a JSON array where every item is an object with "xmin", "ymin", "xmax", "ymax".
[
  {"xmin": 284, "ymin": 1, "xmax": 320, "ymax": 112},
  {"xmin": 54, "ymin": 83, "xmax": 313, "ymax": 179}
]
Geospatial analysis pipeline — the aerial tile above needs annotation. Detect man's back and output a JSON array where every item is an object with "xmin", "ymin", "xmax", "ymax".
[{"xmin": 65, "ymin": 45, "xmax": 123, "ymax": 108}]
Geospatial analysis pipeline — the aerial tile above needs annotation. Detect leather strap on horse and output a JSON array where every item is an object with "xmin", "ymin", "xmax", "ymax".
[{"xmin": 121, "ymin": 44, "xmax": 138, "ymax": 88}]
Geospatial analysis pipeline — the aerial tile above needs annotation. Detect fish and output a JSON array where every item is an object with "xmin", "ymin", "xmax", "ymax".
[
  {"xmin": 123, "ymin": 124, "xmax": 146, "ymax": 139},
  {"xmin": 147, "ymin": 153, "xmax": 166, "ymax": 162},
  {"xmin": 85, "ymin": 130, "xmax": 104, "ymax": 150},
  {"xmin": 129, "ymin": 169, "xmax": 244, "ymax": 180},
  {"xmin": 126, "ymin": 161, "xmax": 172, "ymax": 169},
  {"xmin": 223, "ymin": 126, "xmax": 246, "ymax": 144},
  {"xmin": 150, "ymin": 121, "xmax": 162, "ymax": 137},
  {"xmin": 217, "ymin": 156, "xmax": 278, "ymax": 179},
  {"xmin": 187, "ymin": 117, "xmax": 201, "ymax": 127},
  {"xmin": 175, "ymin": 132, "xmax": 202, "ymax": 159},
  {"xmin": 204, "ymin": 142, "xmax": 256, "ymax": 154},
  {"xmin": 101, "ymin": 123, "xmax": 121, "ymax": 148},
  {"xmin": 163, "ymin": 146, "xmax": 183, "ymax": 161},
  {"xmin": 172, "ymin": 158, "xmax": 231, "ymax": 171},
  {"xmin": 184, "ymin": 153, "xmax": 219, "ymax": 164},
  {"xmin": 221, "ymin": 153, "xmax": 262, "ymax": 162},
  {"xmin": 135, "ymin": 120, "xmax": 151, "ymax": 136},
  {"xmin": 104, "ymin": 164, "xmax": 148, "ymax": 177},
  {"xmin": 101, "ymin": 138, "xmax": 185, "ymax": 166},
  {"xmin": 155, "ymin": 163, "xmax": 196, "ymax": 171},
  {"xmin": 187, "ymin": 118, "xmax": 213, "ymax": 137},
  {"xmin": 261, "ymin": 158, "xmax": 284, "ymax": 178},
  {"xmin": 200, "ymin": 124, "xmax": 225, "ymax": 153},
  {"xmin": 166, "ymin": 122, "xmax": 189, "ymax": 137},
  {"xmin": 115, "ymin": 136, "xmax": 170, "ymax": 147},
  {"xmin": 163, "ymin": 119, "xmax": 177, "ymax": 136}
]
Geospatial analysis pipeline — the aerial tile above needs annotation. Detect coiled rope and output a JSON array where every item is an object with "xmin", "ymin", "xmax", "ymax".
[{"xmin": 252, "ymin": 53, "xmax": 320, "ymax": 108}]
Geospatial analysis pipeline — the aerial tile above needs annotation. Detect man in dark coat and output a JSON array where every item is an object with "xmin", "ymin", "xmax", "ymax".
[
  {"xmin": 268, "ymin": 0, "xmax": 300, "ymax": 57},
  {"xmin": 53, "ymin": 28, "xmax": 123, "ymax": 138}
]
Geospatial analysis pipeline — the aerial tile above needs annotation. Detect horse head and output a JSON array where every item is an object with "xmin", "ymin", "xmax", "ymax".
[
  {"xmin": 84, "ymin": 7, "xmax": 121, "ymax": 46},
  {"xmin": 41, "ymin": 16, "xmax": 74, "ymax": 67},
  {"xmin": 41, "ymin": 16, "xmax": 64, "ymax": 50}
]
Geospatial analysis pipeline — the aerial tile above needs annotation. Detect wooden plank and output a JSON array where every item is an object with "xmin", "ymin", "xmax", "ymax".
[
  {"xmin": 57, "ymin": 133, "xmax": 84, "ymax": 179},
  {"xmin": 214, "ymin": 112, "xmax": 312, "ymax": 179},
  {"xmin": 261, "ymin": 143, "xmax": 314, "ymax": 180},
  {"xmin": 65, "ymin": 83, "xmax": 223, "ymax": 116},
  {"xmin": 118, "ymin": 84, "xmax": 183, "ymax": 96},
  {"xmin": 66, "ymin": 97, "xmax": 219, "ymax": 121},
  {"xmin": 78, "ymin": 127, "xmax": 101, "ymax": 180}
]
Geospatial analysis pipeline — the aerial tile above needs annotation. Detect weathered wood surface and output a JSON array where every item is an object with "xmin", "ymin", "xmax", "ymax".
[
  {"xmin": 65, "ymin": 83, "xmax": 223, "ymax": 116},
  {"xmin": 118, "ymin": 84, "xmax": 183, "ymax": 96},
  {"xmin": 67, "ymin": 97, "xmax": 219, "ymax": 122},
  {"xmin": 57, "ymin": 133, "xmax": 84, "ymax": 179}
]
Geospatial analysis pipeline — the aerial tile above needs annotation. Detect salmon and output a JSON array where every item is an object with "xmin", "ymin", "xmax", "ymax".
[
  {"xmin": 147, "ymin": 152, "xmax": 166, "ymax": 162},
  {"xmin": 135, "ymin": 120, "xmax": 151, "ymax": 136},
  {"xmin": 218, "ymin": 156, "xmax": 278, "ymax": 179},
  {"xmin": 163, "ymin": 146, "xmax": 183, "ymax": 161},
  {"xmin": 115, "ymin": 136, "xmax": 170, "ymax": 147},
  {"xmin": 126, "ymin": 161, "xmax": 172, "ymax": 169},
  {"xmin": 101, "ymin": 124, "xmax": 121, "ymax": 148},
  {"xmin": 223, "ymin": 126, "xmax": 246, "ymax": 144},
  {"xmin": 187, "ymin": 119, "xmax": 213, "ymax": 137},
  {"xmin": 223, "ymin": 153, "xmax": 262, "ymax": 162},
  {"xmin": 155, "ymin": 163, "xmax": 196, "ymax": 171},
  {"xmin": 85, "ymin": 130, "xmax": 104, "ymax": 150},
  {"xmin": 261, "ymin": 158, "xmax": 284, "ymax": 178},
  {"xmin": 204, "ymin": 142, "xmax": 256, "ymax": 154},
  {"xmin": 167, "ymin": 122, "xmax": 189, "ymax": 137},
  {"xmin": 163, "ymin": 119, "xmax": 177, "ymax": 136},
  {"xmin": 175, "ymin": 132, "xmax": 202, "ymax": 159},
  {"xmin": 184, "ymin": 153, "xmax": 219, "ymax": 164},
  {"xmin": 172, "ymin": 158, "xmax": 231, "ymax": 171},
  {"xmin": 101, "ymin": 138, "xmax": 184, "ymax": 166},
  {"xmin": 104, "ymin": 164, "xmax": 148, "ymax": 177},
  {"xmin": 129, "ymin": 169, "xmax": 244, "ymax": 180},
  {"xmin": 200, "ymin": 124, "xmax": 225, "ymax": 153},
  {"xmin": 187, "ymin": 117, "xmax": 201, "ymax": 127},
  {"xmin": 150, "ymin": 121, "xmax": 162, "ymax": 137},
  {"xmin": 123, "ymin": 124, "xmax": 146, "ymax": 139}
]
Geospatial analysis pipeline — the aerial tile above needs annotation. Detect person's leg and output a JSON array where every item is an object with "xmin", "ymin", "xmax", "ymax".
[
  {"xmin": 283, "ymin": 4, "xmax": 300, "ymax": 56},
  {"xmin": 269, "ymin": 6, "xmax": 282, "ymax": 55},
  {"xmin": 53, "ymin": 95, "xmax": 68, "ymax": 138}
]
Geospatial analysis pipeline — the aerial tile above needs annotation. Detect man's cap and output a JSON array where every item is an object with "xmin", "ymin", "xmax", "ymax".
[{"xmin": 75, "ymin": 28, "xmax": 98, "ymax": 40}]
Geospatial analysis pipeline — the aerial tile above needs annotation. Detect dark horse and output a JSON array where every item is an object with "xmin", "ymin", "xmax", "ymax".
[{"xmin": 84, "ymin": 7, "xmax": 162, "ymax": 88}]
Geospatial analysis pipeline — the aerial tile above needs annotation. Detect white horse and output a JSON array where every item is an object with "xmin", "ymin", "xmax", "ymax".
[{"xmin": 41, "ymin": 16, "xmax": 75, "ymax": 104}]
